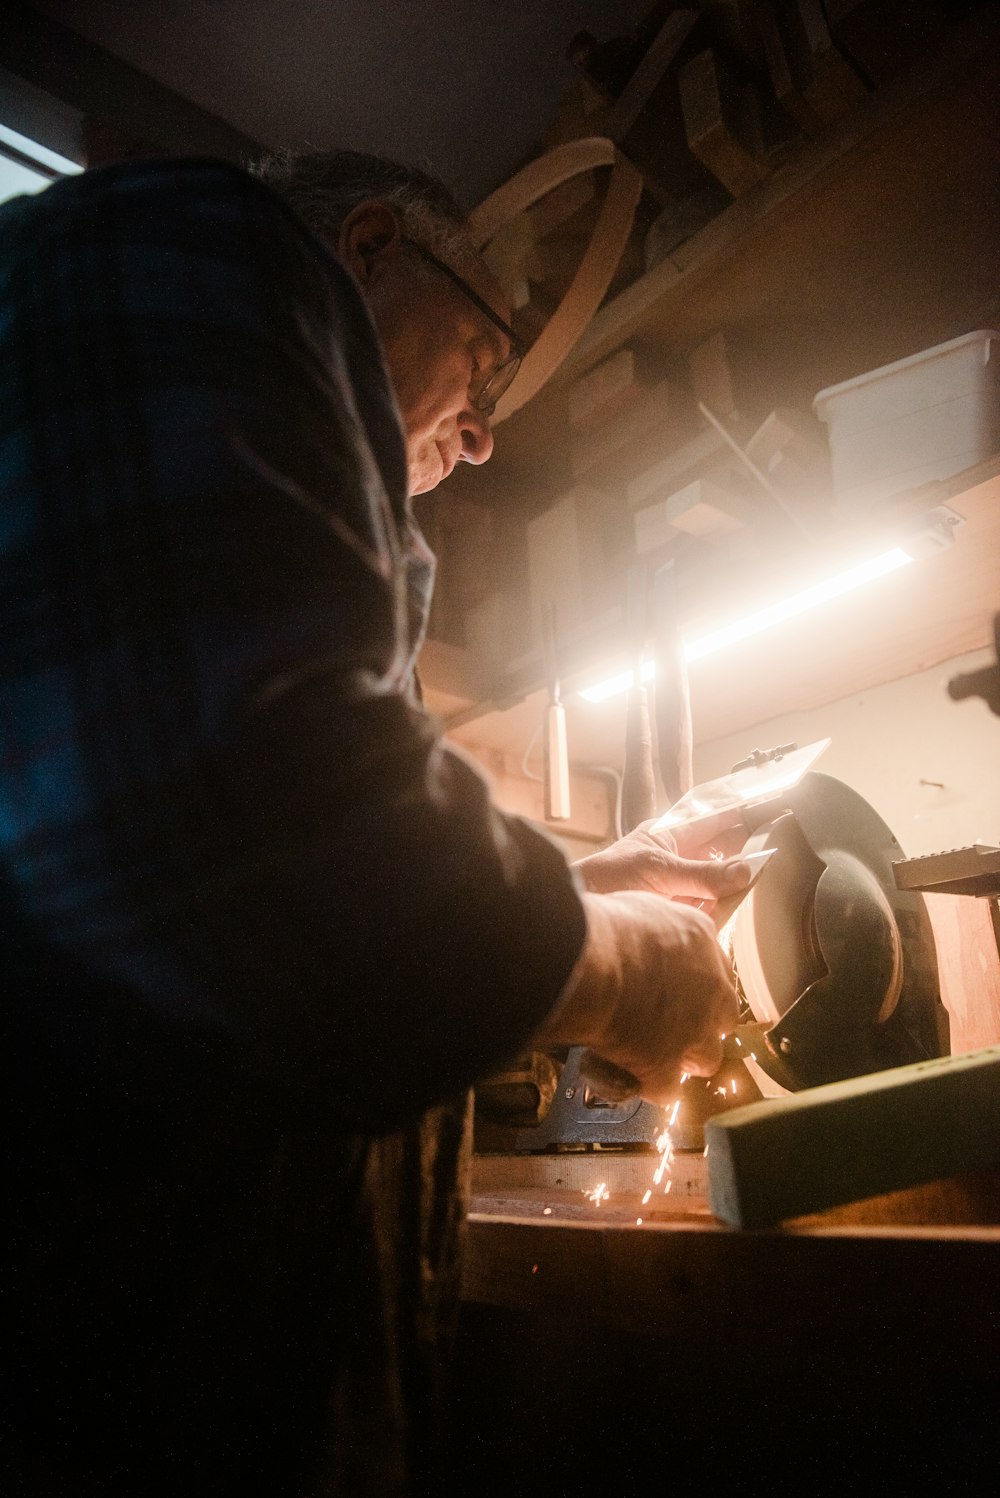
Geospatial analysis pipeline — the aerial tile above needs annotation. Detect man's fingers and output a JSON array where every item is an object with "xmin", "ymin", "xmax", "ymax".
[
  {"xmin": 660, "ymin": 855, "xmax": 750, "ymax": 900},
  {"xmin": 681, "ymin": 1032, "xmax": 726, "ymax": 1078}
]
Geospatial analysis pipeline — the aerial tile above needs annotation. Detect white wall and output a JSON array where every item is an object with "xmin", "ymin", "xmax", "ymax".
[{"xmin": 693, "ymin": 646, "xmax": 1000, "ymax": 860}]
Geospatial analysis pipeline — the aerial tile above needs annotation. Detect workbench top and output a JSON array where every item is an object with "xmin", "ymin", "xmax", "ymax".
[{"xmin": 454, "ymin": 1151, "xmax": 1000, "ymax": 1487}]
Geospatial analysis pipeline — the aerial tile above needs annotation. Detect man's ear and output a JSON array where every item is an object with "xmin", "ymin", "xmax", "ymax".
[{"xmin": 338, "ymin": 202, "xmax": 402, "ymax": 285}]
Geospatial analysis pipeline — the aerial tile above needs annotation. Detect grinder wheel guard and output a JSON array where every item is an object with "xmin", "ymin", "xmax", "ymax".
[{"xmin": 732, "ymin": 771, "xmax": 949, "ymax": 1092}]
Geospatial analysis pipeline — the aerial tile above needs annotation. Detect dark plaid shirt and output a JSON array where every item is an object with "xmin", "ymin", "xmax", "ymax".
[{"xmin": 1, "ymin": 159, "xmax": 585, "ymax": 1495}]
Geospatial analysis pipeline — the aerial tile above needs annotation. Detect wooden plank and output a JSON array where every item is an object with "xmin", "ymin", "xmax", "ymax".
[
  {"xmin": 417, "ymin": 638, "xmax": 487, "ymax": 718},
  {"xmin": 471, "ymin": 1149, "xmax": 710, "ymax": 1219},
  {"xmin": 468, "ymin": 136, "xmax": 616, "ymax": 246},
  {"xmin": 662, "ymin": 476, "xmax": 754, "ymax": 537},
  {"xmin": 525, "ymin": 169, "xmax": 597, "ymax": 241},
  {"xmin": 469, "ymin": 1150, "xmax": 1000, "ymax": 1229},
  {"xmin": 678, "ymin": 48, "xmax": 771, "ymax": 197},
  {"xmin": 449, "ymin": 740, "xmax": 613, "ymax": 842},
  {"xmin": 570, "ymin": 377, "xmax": 696, "ymax": 479},
  {"xmin": 461, "ymin": 1214, "xmax": 1000, "ymax": 1332},
  {"xmin": 705, "ymin": 1044, "xmax": 1000, "ymax": 1229},
  {"xmin": 624, "ymin": 425, "xmax": 736, "ymax": 509},
  {"xmin": 689, "ymin": 329, "xmax": 738, "ymax": 417},
  {"xmin": 601, "ymin": 8, "xmax": 700, "ymax": 141},
  {"xmin": 783, "ymin": 0, "xmax": 870, "ymax": 124},
  {"xmin": 566, "ymin": 347, "xmax": 639, "ymax": 429},
  {"xmin": 923, "ymin": 892, "xmax": 1000, "ymax": 1054},
  {"xmin": 455, "ymin": 1211, "xmax": 1000, "ymax": 1488},
  {"xmin": 491, "ymin": 151, "xmax": 644, "ymax": 423},
  {"xmin": 525, "ymin": 489, "xmax": 587, "ymax": 646},
  {"xmin": 756, "ymin": 0, "xmax": 828, "ymax": 136}
]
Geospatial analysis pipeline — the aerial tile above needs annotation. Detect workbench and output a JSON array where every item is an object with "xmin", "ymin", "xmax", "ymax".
[
  {"xmin": 454, "ymin": 1152, "xmax": 1000, "ymax": 1488},
  {"xmin": 456, "ymin": 941, "xmax": 1000, "ymax": 1490}
]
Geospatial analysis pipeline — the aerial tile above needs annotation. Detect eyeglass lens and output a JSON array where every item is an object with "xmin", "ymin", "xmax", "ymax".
[{"xmin": 402, "ymin": 236, "xmax": 522, "ymax": 412}]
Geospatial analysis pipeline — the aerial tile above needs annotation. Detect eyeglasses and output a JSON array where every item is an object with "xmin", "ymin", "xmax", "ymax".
[{"xmin": 401, "ymin": 236, "xmax": 523, "ymax": 414}]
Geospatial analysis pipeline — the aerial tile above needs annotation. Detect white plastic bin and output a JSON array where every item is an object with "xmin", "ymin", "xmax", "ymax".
[{"xmin": 813, "ymin": 330, "xmax": 999, "ymax": 512}]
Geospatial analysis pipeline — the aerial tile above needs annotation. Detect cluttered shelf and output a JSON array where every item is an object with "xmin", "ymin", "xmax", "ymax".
[
  {"xmin": 491, "ymin": 3, "xmax": 999, "ymax": 474},
  {"xmin": 557, "ymin": 3, "xmax": 999, "ymax": 396}
]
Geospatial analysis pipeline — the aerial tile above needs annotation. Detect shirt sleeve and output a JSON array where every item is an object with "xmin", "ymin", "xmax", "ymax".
[{"xmin": 0, "ymin": 157, "xmax": 587, "ymax": 1131}]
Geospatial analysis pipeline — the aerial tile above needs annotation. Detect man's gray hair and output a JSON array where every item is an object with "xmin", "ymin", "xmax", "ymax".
[{"xmin": 248, "ymin": 148, "xmax": 479, "ymax": 269}]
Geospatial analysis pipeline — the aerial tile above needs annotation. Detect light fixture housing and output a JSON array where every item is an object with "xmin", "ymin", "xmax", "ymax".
[{"xmin": 578, "ymin": 507, "xmax": 962, "ymax": 705}]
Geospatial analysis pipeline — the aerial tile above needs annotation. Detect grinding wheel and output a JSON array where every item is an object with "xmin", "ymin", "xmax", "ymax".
[{"xmin": 731, "ymin": 772, "xmax": 948, "ymax": 1091}]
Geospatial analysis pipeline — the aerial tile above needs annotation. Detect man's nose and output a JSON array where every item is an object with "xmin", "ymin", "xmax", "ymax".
[{"xmin": 459, "ymin": 410, "xmax": 494, "ymax": 466}]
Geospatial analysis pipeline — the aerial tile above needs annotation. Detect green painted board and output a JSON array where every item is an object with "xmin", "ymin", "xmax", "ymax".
[{"xmin": 706, "ymin": 1045, "xmax": 1000, "ymax": 1229}]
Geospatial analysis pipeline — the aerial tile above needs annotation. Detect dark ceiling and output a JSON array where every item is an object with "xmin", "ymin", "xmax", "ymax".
[{"xmin": 31, "ymin": 0, "xmax": 646, "ymax": 208}]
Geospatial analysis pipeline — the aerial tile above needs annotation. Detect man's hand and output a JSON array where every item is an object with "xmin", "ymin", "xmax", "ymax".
[
  {"xmin": 574, "ymin": 818, "xmax": 750, "ymax": 911},
  {"xmin": 533, "ymin": 890, "xmax": 740, "ymax": 1106}
]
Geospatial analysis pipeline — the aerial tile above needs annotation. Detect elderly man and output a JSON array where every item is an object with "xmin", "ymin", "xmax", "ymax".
[{"xmin": 2, "ymin": 150, "xmax": 745, "ymax": 1495}]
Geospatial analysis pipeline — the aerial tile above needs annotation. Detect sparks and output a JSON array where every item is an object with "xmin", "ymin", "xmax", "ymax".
[
  {"xmin": 586, "ymin": 1183, "xmax": 609, "ymax": 1206},
  {"xmin": 642, "ymin": 1189, "xmax": 652, "ymax": 1205},
  {"xmin": 648, "ymin": 1108, "xmax": 678, "ymax": 1196},
  {"xmin": 652, "ymin": 1128, "xmax": 674, "ymax": 1186},
  {"xmin": 668, "ymin": 1099, "xmax": 681, "ymax": 1126},
  {"xmin": 542, "ymin": 1206, "xmax": 552, "ymax": 1216}
]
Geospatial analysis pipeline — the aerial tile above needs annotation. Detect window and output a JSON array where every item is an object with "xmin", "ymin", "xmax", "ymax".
[{"xmin": 0, "ymin": 121, "xmax": 82, "ymax": 205}]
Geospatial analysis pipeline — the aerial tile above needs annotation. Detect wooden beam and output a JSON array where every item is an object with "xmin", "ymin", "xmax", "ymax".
[
  {"xmin": 678, "ymin": 48, "xmax": 770, "ymax": 197},
  {"xmin": 601, "ymin": 8, "xmax": 701, "ymax": 142},
  {"xmin": 705, "ymin": 1044, "xmax": 1000, "ymax": 1229}
]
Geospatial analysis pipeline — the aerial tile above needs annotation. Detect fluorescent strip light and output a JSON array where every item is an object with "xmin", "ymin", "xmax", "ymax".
[{"xmin": 579, "ymin": 547, "xmax": 912, "ymax": 703}]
